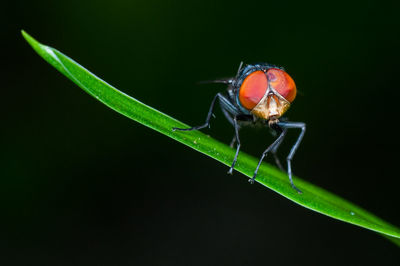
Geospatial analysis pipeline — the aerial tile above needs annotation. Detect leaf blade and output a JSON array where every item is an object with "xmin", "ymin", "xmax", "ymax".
[{"xmin": 22, "ymin": 30, "xmax": 400, "ymax": 245}]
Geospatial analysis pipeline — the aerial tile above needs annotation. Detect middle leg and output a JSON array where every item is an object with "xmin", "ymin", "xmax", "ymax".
[{"xmin": 227, "ymin": 116, "xmax": 241, "ymax": 174}]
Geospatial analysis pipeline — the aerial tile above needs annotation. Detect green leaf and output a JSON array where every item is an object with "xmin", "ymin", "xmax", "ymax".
[{"xmin": 22, "ymin": 30, "xmax": 400, "ymax": 246}]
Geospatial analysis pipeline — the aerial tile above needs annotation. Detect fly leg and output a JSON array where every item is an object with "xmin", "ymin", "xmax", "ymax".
[
  {"xmin": 227, "ymin": 116, "xmax": 241, "ymax": 174},
  {"xmin": 250, "ymin": 127, "xmax": 286, "ymax": 184},
  {"xmin": 270, "ymin": 128, "xmax": 287, "ymax": 172},
  {"xmin": 220, "ymin": 102, "xmax": 253, "ymax": 174},
  {"xmin": 173, "ymin": 93, "xmax": 226, "ymax": 131},
  {"xmin": 277, "ymin": 121, "xmax": 306, "ymax": 194},
  {"xmin": 173, "ymin": 93, "xmax": 246, "ymax": 175},
  {"xmin": 220, "ymin": 105, "xmax": 239, "ymax": 148},
  {"xmin": 218, "ymin": 98, "xmax": 248, "ymax": 174},
  {"xmin": 229, "ymin": 134, "xmax": 237, "ymax": 148}
]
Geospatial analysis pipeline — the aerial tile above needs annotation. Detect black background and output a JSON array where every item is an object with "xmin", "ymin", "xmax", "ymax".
[{"xmin": 3, "ymin": 0, "xmax": 400, "ymax": 265}]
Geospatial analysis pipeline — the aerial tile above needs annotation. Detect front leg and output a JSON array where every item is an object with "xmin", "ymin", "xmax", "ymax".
[
  {"xmin": 277, "ymin": 121, "xmax": 306, "ymax": 193},
  {"xmin": 270, "ymin": 128, "xmax": 287, "ymax": 172},
  {"xmin": 250, "ymin": 127, "xmax": 287, "ymax": 184},
  {"xmin": 172, "ymin": 93, "xmax": 222, "ymax": 132}
]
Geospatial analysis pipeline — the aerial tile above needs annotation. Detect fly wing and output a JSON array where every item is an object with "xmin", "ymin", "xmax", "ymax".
[
  {"xmin": 197, "ymin": 62, "xmax": 243, "ymax": 85},
  {"xmin": 197, "ymin": 62, "xmax": 244, "ymax": 85},
  {"xmin": 197, "ymin": 78, "xmax": 234, "ymax": 85}
]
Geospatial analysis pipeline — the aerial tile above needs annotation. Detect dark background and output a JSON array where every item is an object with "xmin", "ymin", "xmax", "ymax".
[{"xmin": 3, "ymin": 0, "xmax": 400, "ymax": 265}]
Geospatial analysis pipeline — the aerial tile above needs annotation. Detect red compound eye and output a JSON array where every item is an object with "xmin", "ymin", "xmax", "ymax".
[
  {"xmin": 266, "ymin": 68, "xmax": 296, "ymax": 102},
  {"xmin": 238, "ymin": 70, "xmax": 268, "ymax": 110}
]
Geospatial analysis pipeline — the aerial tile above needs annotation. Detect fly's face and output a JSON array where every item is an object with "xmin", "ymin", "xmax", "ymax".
[{"xmin": 236, "ymin": 66, "xmax": 297, "ymax": 121}]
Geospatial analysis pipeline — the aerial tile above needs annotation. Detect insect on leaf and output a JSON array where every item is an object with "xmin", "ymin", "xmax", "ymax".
[{"xmin": 21, "ymin": 30, "xmax": 400, "ymax": 247}]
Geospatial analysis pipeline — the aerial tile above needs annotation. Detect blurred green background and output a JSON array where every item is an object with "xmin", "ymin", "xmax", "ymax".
[{"xmin": 3, "ymin": 0, "xmax": 400, "ymax": 265}]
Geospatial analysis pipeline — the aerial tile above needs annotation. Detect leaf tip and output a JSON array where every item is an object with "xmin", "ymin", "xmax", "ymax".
[
  {"xmin": 21, "ymin": 30, "xmax": 40, "ymax": 49},
  {"xmin": 21, "ymin": 30, "xmax": 51, "ymax": 63},
  {"xmin": 21, "ymin": 30, "xmax": 32, "ymax": 42}
]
